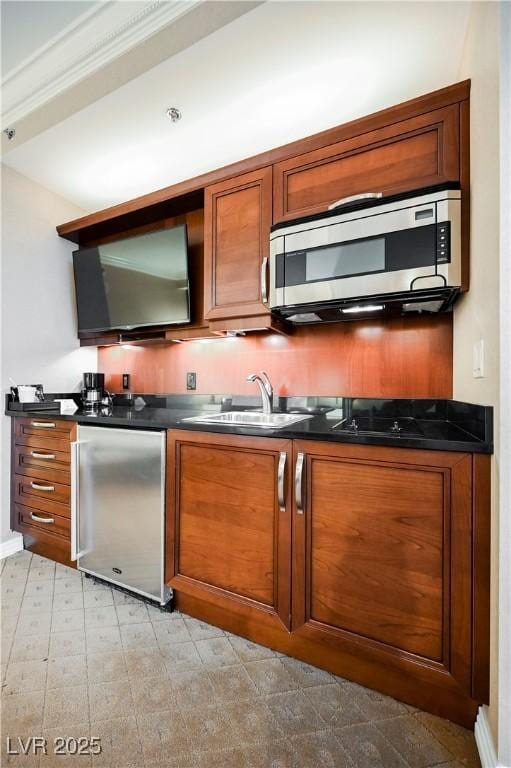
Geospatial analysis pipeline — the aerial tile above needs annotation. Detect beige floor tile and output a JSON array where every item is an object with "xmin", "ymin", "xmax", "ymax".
[
  {"xmin": 137, "ymin": 709, "xmax": 190, "ymax": 763},
  {"xmin": 244, "ymin": 658, "xmax": 299, "ymax": 695},
  {"xmin": 181, "ymin": 702, "xmax": 239, "ymax": 752},
  {"xmin": 130, "ymin": 675, "xmax": 176, "ymax": 715},
  {"xmin": 44, "ymin": 685, "xmax": 89, "ymax": 728},
  {"xmin": 112, "ymin": 590, "xmax": 139, "ymax": 606},
  {"xmin": 124, "ymin": 647, "xmax": 167, "ymax": 679},
  {"xmin": 16, "ymin": 612, "xmax": 52, "ymax": 637},
  {"xmin": 46, "ymin": 654, "xmax": 87, "ymax": 689},
  {"xmin": 337, "ymin": 722, "xmax": 408, "ymax": 768},
  {"xmin": 53, "ymin": 577, "xmax": 82, "ymax": 596},
  {"xmin": 207, "ymin": 664, "xmax": 258, "ymax": 703},
  {"xmin": 238, "ymin": 738, "xmax": 298, "ymax": 768},
  {"xmin": 27, "ymin": 567, "xmax": 55, "ymax": 583},
  {"xmin": 119, "ymin": 621, "xmax": 157, "ymax": 650},
  {"xmin": 90, "ymin": 716, "xmax": 143, "ymax": 768},
  {"xmin": 228, "ymin": 634, "xmax": 276, "ymax": 663},
  {"xmin": 169, "ymin": 668, "xmax": 217, "ymax": 709},
  {"xmin": 265, "ymin": 690, "xmax": 327, "ymax": 735},
  {"xmin": 23, "ymin": 580, "xmax": 53, "ymax": 599},
  {"xmin": 1, "ymin": 689, "xmax": 45, "ymax": 732},
  {"xmin": 88, "ymin": 680, "xmax": 134, "ymax": 721},
  {"xmin": 21, "ymin": 593, "xmax": 53, "ymax": 614},
  {"xmin": 280, "ymin": 656, "xmax": 334, "ymax": 687},
  {"xmin": 376, "ymin": 715, "xmax": 458, "ymax": 768},
  {"xmin": 10, "ymin": 633, "xmax": 50, "ymax": 663},
  {"xmin": 50, "ymin": 609, "xmax": 84, "ymax": 633},
  {"xmin": 49, "ymin": 630, "xmax": 86, "ymax": 658},
  {"xmin": 86, "ymin": 651, "xmax": 128, "ymax": 684},
  {"xmin": 160, "ymin": 641, "xmax": 203, "ymax": 674},
  {"xmin": 304, "ymin": 683, "xmax": 368, "ymax": 727},
  {"xmin": 347, "ymin": 681, "xmax": 410, "ymax": 721},
  {"xmin": 416, "ymin": 712, "xmax": 481, "ymax": 767},
  {"xmin": 85, "ymin": 626, "xmax": 122, "ymax": 654},
  {"xmin": 40, "ymin": 723, "xmax": 92, "ymax": 768},
  {"xmin": 83, "ymin": 590, "xmax": 113, "ymax": 609},
  {"xmin": 84, "ymin": 606, "xmax": 118, "ymax": 629},
  {"xmin": 52, "ymin": 591, "xmax": 83, "ymax": 612},
  {"xmin": 290, "ymin": 730, "xmax": 352, "ymax": 768},
  {"xmin": 183, "ymin": 616, "xmax": 225, "ymax": 641},
  {"xmin": 114, "ymin": 603, "xmax": 149, "ymax": 625},
  {"xmin": 147, "ymin": 604, "xmax": 179, "ymax": 622},
  {"xmin": 195, "ymin": 636, "xmax": 240, "ymax": 668},
  {"xmin": 2, "ymin": 659, "xmax": 48, "ymax": 696},
  {"xmin": 153, "ymin": 617, "xmax": 191, "ymax": 646},
  {"xmin": 194, "ymin": 745, "xmax": 249, "ymax": 768},
  {"xmin": 223, "ymin": 699, "xmax": 284, "ymax": 745},
  {"xmin": 1, "ymin": 733, "xmax": 42, "ymax": 768}
]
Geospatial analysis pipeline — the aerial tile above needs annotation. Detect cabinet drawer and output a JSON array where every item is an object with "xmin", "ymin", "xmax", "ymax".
[
  {"xmin": 14, "ymin": 417, "xmax": 74, "ymax": 453},
  {"xmin": 14, "ymin": 445, "xmax": 71, "ymax": 485},
  {"xmin": 15, "ymin": 503, "xmax": 70, "ymax": 539},
  {"xmin": 14, "ymin": 474, "xmax": 71, "ymax": 516}
]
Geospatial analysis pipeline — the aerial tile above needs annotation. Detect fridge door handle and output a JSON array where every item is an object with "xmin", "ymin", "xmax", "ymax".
[{"xmin": 71, "ymin": 441, "xmax": 84, "ymax": 561}]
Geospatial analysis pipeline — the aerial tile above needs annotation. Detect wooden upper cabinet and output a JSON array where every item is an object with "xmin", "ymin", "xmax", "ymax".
[
  {"xmin": 274, "ymin": 104, "xmax": 460, "ymax": 222},
  {"xmin": 204, "ymin": 167, "xmax": 272, "ymax": 322},
  {"xmin": 166, "ymin": 430, "xmax": 292, "ymax": 630}
]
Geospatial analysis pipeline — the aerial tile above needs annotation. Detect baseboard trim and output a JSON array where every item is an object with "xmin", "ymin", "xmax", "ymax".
[
  {"xmin": 475, "ymin": 706, "xmax": 499, "ymax": 768},
  {"xmin": 0, "ymin": 533, "xmax": 24, "ymax": 559}
]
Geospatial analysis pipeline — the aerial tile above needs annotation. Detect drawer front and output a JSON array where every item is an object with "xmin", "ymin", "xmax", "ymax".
[
  {"xmin": 15, "ymin": 503, "xmax": 70, "ymax": 539},
  {"xmin": 14, "ymin": 445, "xmax": 71, "ymax": 485},
  {"xmin": 14, "ymin": 474, "xmax": 71, "ymax": 516},
  {"xmin": 14, "ymin": 417, "xmax": 74, "ymax": 453}
]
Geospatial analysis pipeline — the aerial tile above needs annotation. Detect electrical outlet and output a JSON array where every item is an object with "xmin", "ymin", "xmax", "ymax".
[
  {"xmin": 186, "ymin": 372, "xmax": 197, "ymax": 390},
  {"xmin": 473, "ymin": 339, "xmax": 485, "ymax": 378},
  {"xmin": 122, "ymin": 373, "xmax": 130, "ymax": 390}
]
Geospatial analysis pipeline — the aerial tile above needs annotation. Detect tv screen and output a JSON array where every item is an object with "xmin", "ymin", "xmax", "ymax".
[{"xmin": 72, "ymin": 225, "xmax": 190, "ymax": 333}]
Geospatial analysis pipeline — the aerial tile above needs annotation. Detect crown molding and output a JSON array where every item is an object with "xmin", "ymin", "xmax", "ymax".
[{"xmin": 1, "ymin": 0, "xmax": 201, "ymax": 128}]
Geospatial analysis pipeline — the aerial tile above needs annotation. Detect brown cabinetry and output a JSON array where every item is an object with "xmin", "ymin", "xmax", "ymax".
[
  {"xmin": 166, "ymin": 430, "xmax": 292, "ymax": 630},
  {"xmin": 169, "ymin": 430, "xmax": 489, "ymax": 727},
  {"xmin": 273, "ymin": 105, "xmax": 460, "ymax": 222},
  {"xmin": 204, "ymin": 167, "xmax": 273, "ymax": 327},
  {"xmin": 11, "ymin": 417, "xmax": 75, "ymax": 567}
]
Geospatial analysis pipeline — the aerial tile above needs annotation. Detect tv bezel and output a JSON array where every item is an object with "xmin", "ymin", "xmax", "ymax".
[{"xmin": 72, "ymin": 223, "xmax": 191, "ymax": 333}]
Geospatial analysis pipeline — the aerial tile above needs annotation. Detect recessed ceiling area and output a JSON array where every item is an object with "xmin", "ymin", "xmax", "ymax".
[{"xmin": 2, "ymin": 1, "xmax": 473, "ymax": 214}]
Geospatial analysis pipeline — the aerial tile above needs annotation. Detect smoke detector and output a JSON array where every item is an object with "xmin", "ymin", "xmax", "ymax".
[{"xmin": 166, "ymin": 107, "xmax": 182, "ymax": 123}]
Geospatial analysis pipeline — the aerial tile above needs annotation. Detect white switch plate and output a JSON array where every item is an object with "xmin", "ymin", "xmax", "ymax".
[{"xmin": 473, "ymin": 339, "xmax": 485, "ymax": 378}]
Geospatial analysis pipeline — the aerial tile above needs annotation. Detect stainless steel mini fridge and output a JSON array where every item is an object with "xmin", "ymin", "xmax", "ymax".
[{"xmin": 71, "ymin": 425, "xmax": 170, "ymax": 605}]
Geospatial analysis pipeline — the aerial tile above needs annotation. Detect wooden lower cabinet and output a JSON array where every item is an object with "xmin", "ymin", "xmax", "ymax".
[
  {"xmin": 167, "ymin": 431, "xmax": 490, "ymax": 728},
  {"xmin": 166, "ymin": 430, "xmax": 292, "ymax": 630}
]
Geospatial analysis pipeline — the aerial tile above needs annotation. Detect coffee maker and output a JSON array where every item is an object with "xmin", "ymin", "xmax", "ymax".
[{"xmin": 81, "ymin": 372, "xmax": 106, "ymax": 412}]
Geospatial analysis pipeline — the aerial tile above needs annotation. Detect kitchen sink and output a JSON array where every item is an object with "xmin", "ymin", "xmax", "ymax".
[{"xmin": 182, "ymin": 411, "xmax": 313, "ymax": 429}]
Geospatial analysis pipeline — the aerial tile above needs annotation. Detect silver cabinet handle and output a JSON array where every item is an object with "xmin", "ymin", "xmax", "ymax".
[
  {"xmin": 30, "ymin": 482, "xmax": 55, "ymax": 492},
  {"xmin": 295, "ymin": 452, "xmax": 305, "ymax": 515},
  {"xmin": 30, "ymin": 513, "xmax": 54, "ymax": 524},
  {"xmin": 328, "ymin": 192, "xmax": 382, "ymax": 210},
  {"xmin": 31, "ymin": 451, "xmax": 55, "ymax": 460},
  {"xmin": 277, "ymin": 452, "xmax": 286, "ymax": 512},
  {"xmin": 31, "ymin": 421, "xmax": 56, "ymax": 428},
  {"xmin": 261, "ymin": 256, "xmax": 269, "ymax": 303},
  {"xmin": 71, "ymin": 441, "xmax": 79, "ymax": 561}
]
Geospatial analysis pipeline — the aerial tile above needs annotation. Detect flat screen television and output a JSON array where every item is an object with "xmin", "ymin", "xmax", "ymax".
[{"xmin": 72, "ymin": 224, "xmax": 190, "ymax": 333}]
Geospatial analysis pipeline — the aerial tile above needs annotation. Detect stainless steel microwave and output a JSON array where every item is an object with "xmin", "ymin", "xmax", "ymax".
[{"xmin": 269, "ymin": 185, "xmax": 462, "ymax": 323}]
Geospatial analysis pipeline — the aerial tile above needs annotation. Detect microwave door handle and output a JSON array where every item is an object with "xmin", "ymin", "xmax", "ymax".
[{"xmin": 328, "ymin": 192, "xmax": 383, "ymax": 211}]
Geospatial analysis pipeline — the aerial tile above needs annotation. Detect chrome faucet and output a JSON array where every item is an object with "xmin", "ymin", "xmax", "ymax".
[{"xmin": 246, "ymin": 371, "xmax": 274, "ymax": 415}]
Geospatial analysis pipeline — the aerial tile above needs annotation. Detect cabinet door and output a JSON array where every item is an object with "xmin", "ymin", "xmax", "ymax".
[
  {"xmin": 167, "ymin": 430, "xmax": 292, "ymax": 629},
  {"xmin": 292, "ymin": 440, "xmax": 473, "ymax": 696},
  {"xmin": 274, "ymin": 105, "xmax": 460, "ymax": 222},
  {"xmin": 204, "ymin": 167, "xmax": 272, "ymax": 322}
]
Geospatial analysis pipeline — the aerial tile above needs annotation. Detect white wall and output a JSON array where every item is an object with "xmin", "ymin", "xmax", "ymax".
[
  {"xmin": 0, "ymin": 165, "xmax": 96, "ymax": 544},
  {"xmin": 453, "ymin": 0, "xmax": 501, "ymax": 750}
]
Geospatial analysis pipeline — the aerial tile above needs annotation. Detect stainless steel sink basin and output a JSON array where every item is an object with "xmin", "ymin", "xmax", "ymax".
[{"xmin": 182, "ymin": 411, "xmax": 313, "ymax": 429}]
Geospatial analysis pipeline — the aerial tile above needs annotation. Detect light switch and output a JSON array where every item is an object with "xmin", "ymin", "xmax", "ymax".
[{"xmin": 473, "ymin": 339, "xmax": 485, "ymax": 378}]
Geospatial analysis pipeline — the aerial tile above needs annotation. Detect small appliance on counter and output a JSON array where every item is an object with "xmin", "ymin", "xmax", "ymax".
[
  {"xmin": 9, "ymin": 383, "xmax": 60, "ymax": 411},
  {"xmin": 81, "ymin": 372, "xmax": 111, "ymax": 413}
]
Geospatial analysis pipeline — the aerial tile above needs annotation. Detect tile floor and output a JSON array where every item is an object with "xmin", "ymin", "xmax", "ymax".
[{"xmin": 1, "ymin": 550, "xmax": 481, "ymax": 768}]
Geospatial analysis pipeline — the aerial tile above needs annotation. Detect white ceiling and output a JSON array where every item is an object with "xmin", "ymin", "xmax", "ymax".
[{"xmin": 2, "ymin": 1, "xmax": 472, "ymax": 214}]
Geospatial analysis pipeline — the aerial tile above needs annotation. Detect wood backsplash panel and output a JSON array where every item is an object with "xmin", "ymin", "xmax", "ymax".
[{"xmin": 99, "ymin": 315, "xmax": 453, "ymax": 398}]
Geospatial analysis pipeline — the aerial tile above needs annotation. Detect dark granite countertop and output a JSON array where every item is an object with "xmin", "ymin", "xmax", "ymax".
[{"xmin": 5, "ymin": 393, "xmax": 493, "ymax": 454}]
